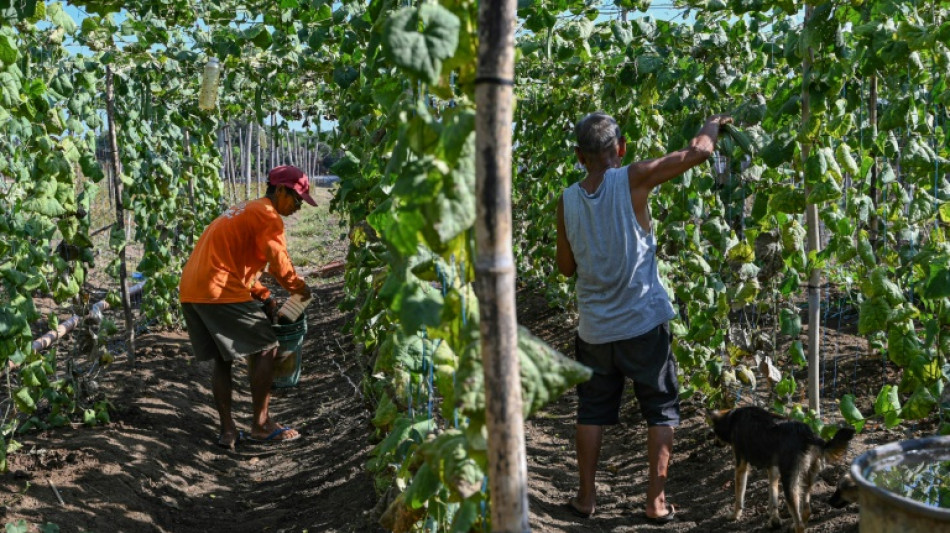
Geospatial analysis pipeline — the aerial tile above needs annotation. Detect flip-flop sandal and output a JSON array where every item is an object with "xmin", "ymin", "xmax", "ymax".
[
  {"xmin": 249, "ymin": 426, "xmax": 301, "ymax": 442},
  {"xmin": 564, "ymin": 499, "xmax": 594, "ymax": 519},
  {"xmin": 643, "ymin": 503, "xmax": 676, "ymax": 524}
]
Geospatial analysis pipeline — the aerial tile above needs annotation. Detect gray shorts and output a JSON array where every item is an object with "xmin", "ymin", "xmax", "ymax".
[
  {"xmin": 181, "ymin": 301, "xmax": 279, "ymax": 362},
  {"xmin": 575, "ymin": 323, "xmax": 680, "ymax": 427}
]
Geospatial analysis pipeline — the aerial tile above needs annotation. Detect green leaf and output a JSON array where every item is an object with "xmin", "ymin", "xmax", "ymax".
[
  {"xmin": 47, "ymin": 2, "xmax": 77, "ymax": 33},
  {"xmin": 80, "ymin": 153, "xmax": 104, "ymax": 181},
  {"xmin": 457, "ymin": 326, "xmax": 592, "ymax": 422},
  {"xmin": 0, "ymin": 34, "xmax": 18, "ymax": 66},
  {"xmin": 839, "ymin": 394, "xmax": 866, "ymax": 432},
  {"xmin": 939, "ymin": 203, "xmax": 950, "ymax": 224},
  {"xmin": 399, "ymin": 280, "xmax": 444, "ymax": 333},
  {"xmin": 450, "ymin": 499, "xmax": 479, "ymax": 533},
  {"xmin": 923, "ymin": 258, "xmax": 950, "ymax": 299},
  {"xmin": 858, "ymin": 297, "xmax": 890, "ymax": 335},
  {"xmin": 874, "ymin": 384, "xmax": 902, "ymax": 428},
  {"xmin": 404, "ymin": 463, "xmax": 441, "ymax": 509},
  {"xmin": 14, "ymin": 387, "xmax": 35, "ymax": 414},
  {"xmin": 775, "ymin": 373, "xmax": 796, "ymax": 397},
  {"xmin": 0, "ymin": 72, "xmax": 21, "ymax": 108},
  {"xmin": 902, "ymin": 385, "xmax": 936, "ymax": 420},
  {"xmin": 23, "ymin": 197, "xmax": 67, "ymax": 217},
  {"xmin": 330, "ymin": 151, "xmax": 359, "ymax": 180},
  {"xmin": 788, "ymin": 340, "xmax": 806, "ymax": 366},
  {"xmin": 0, "ymin": 306, "xmax": 30, "ymax": 340},
  {"xmin": 780, "ymin": 308, "xmax": 802, "ymax": 336},
  {"xmin": 244, "ymin": 25, "xmax": 273, "ymax": 50},
  {"xmin": 384, "ymin": 5, "xmax": 460, "ymax": 85}
]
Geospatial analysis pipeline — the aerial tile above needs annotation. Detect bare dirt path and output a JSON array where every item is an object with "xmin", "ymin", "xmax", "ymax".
[
  {"xmin": 2, "ymin": 276, "xmax": 932, "ymax": 532},
  {"xmin": 516, "ymin": 288, "xmax": 929, "ymax": 533},
  {"xmin": 2, "ymin": 281, "xmax": 379, "ymax": 533}
]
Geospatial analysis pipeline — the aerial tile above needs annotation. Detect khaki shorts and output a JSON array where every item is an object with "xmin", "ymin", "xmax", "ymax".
[{"xmin": 181, "ymin": 301, "xmax": 279, "ymax": 362}]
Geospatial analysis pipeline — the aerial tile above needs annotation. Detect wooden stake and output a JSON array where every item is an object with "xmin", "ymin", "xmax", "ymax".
[
  {"xmin": 105, "ymin": 65, "xmax": 136, "ymax": 365},
  {"xmin": 475, "ymin": 0, "xmax": 529, "ymax": 530},
  {"xmin": 183, "ymin": 131, "xmax": 196, "ymax": 247},
  {"xmin": 256, "ymin": 121, "xmax": 263, "ymax": 196},
  {"xmin": 225, "ymin": 124, "xmax": 237, "ymax": 204},
  {"xmin": 802, "ymin": 4, "xmax": 820, "ymax": 415},
  {"xmin": 244, "ymin": 121, "xmax": 253, "ymax": 201}
]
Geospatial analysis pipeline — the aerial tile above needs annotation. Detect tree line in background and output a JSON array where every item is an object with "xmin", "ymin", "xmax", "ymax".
[{"xmin": 93, "ymin": 118, "xmax": 344, "ymax": 209}]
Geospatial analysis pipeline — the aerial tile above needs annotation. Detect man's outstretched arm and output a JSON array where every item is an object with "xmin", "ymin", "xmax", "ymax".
[{"xmin": 627, "ymin": 114, "xmax": 731, "ymax": 194}]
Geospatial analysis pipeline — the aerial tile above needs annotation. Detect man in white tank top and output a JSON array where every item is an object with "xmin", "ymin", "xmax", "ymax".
[{"xmin": 556, "ymin": 111, "xmax": 730, "ymax": 522}]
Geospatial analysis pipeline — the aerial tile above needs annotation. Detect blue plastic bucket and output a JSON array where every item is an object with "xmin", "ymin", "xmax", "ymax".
[{"xmin": 271, "ymin": 313, "xmax": 306, "ymax": 388}]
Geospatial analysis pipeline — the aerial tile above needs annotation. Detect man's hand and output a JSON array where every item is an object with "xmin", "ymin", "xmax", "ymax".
[
  {"xmin": 263, "ymin": 297, "xmax": 278, "ymax": 324},
  {"xmin": 294, "ymin": 285, "xmax": 312, "ymax": 301},
  {"xmin": 707, "ymin": 114, "xmax": 733, "ymax": 128}
]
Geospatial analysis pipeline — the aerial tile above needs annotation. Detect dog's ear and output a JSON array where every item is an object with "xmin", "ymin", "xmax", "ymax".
[{"xmin": 706, "ymin": 409, "xmax": 728, "ymax": 424}]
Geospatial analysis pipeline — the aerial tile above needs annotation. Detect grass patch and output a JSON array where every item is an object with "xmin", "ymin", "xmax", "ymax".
[{"xmin": 284, "ymin": 185, "xmax": 347, "ymax": 271}]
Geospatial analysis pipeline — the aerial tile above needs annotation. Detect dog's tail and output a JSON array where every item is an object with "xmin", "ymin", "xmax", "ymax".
[{"xmin": 822, "ymin": 426, "xmax": 856, "ymax": 463}]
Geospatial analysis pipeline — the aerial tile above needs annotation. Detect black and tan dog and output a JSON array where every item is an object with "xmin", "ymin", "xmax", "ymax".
[{"xmin": 708, "ymin": 406, "xmax": 856, "ymax": 533}]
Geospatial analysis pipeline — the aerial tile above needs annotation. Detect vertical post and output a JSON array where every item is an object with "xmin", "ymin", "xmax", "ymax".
[
  {"xmin": 868, "ymin": 76, "xmax": 879, "ymax": 246},
  {"xmin": 475, "ymin": 0, "xmax": 529, "ymax": 530},
  {"xmin": 183, "ymin": 130, "xmax": 196, "ymax": 246},
  {"xmin": 225, "ymin": 124, "xmax": 237, "ymax": 204},
  {"xmin": 244, "ymin": 121, "xmax": 253, "ymax": 201},
  {"xmin": 305, "ymin": 135, "xmax": 311, "ymax": 177},
  {"xmin": 802, "ymin": 4, "xmax": 820, "ymax": 415},
  {"xmin": 237, "ymin": 122, "xmax": 246, "ymax": 201},
  {"xmin": 270, "ymin": 113, "xmax": 277, "ymax": 169},
  {"xmin": 256, "ymin": 122, "xmax": 263, "ymax": 196},
  {"xmin": 105, "ymin": 65, "xmax": 136, "ymax": 365},
  {"xmin": 291, "ymin": 130, "xmax": 298, "ymax": 166}
]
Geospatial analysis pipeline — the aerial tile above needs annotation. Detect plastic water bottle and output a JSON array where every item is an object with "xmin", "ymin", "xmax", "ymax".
[
  {"xmin": 198, "ymin": 58, "xmax": 221, "ymax": 111},
  {"xmin": 277, "ymin": 294, "xmax": 311, "ymax": 324}
]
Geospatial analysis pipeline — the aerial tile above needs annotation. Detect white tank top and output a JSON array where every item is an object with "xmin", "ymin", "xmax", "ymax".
[{"xmin": 562, "ymin": 166, "xmax": 676, "ymax": 344}]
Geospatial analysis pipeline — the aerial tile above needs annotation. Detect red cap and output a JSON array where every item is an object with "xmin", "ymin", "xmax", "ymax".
[{"xmin": 267, "ymin": 165, "xmax": 317, "ymax": 206}]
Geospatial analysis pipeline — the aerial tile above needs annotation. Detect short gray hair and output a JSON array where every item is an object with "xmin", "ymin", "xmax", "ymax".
[{"xmin": 575, "ymin": 112, "xmax": 621, "ymax": 154}]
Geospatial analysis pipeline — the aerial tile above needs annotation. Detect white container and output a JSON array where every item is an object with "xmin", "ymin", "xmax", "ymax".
[
  {"xmin": 278, "ymin": 293, "xmax": 311, "ymax": 323},
  {"xmin": 198, "ymin": 58, "xmax": 221, "ymax": 111}
]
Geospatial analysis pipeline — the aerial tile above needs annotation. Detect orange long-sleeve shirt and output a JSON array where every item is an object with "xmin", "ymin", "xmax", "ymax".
[{"xmin": 179, "ymin": 198, "xmax": 306, "ymax": 303}]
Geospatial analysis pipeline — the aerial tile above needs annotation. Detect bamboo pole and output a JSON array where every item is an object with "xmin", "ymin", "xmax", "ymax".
[
  {"xmin": 256, "ymin": 122, "xmax": 263, "ymax": 196},
  {"xmin": 225, "ymin": 124, "xmax": 237, "ymax": 204},
  {"xmin": 216, "ymin": 130, "xmax": 226, "ymax": 187},
  {"xmin": 294, "ymin": 130, "xmax": 300, "ymax": 167},
  {"xmin": 183, "ymin": 130, "xmax": 196, "ymax": 246},
  {"xmin": 244, "ymin": 121, "xmax": 253, "ymax": 201},
  {"xmin": 868, "ymin": 76, "xmax": 880, "ymax": 247},
  {"xmin": 105, "ymin": 65, "xmax": 136, "ymax": 365},
  {"xmin": 802, "ymin": 5, "xmax": 820, "ymax": 415},
  {"xmin": 237, "ymin": 122, "xmax": 246, "ymax": 201},
  {"xmin": 475, "ymin": 0, "xmax": 529, "ymax": 529},
  {"xmin": 270, "ymin": 113, "xmax": 277, "ymax": 169}
]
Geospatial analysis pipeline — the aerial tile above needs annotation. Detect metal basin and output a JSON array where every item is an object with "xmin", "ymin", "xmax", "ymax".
[{"xmin": 851, "ymin": 435, "xmax": 950, "ymax": 532}]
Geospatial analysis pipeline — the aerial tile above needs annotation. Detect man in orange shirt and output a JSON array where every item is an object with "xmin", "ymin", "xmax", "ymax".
[{"xmin": 180, "ymin": 165, "xmax": 315, "ymax": 449}]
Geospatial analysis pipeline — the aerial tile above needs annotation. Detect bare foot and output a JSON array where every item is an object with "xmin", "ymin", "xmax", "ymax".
[
  {"xmin": 217, "ymin": 430, "xmax": 242, "ymax": 450},
  {"xmin": 566, "ymin": 497, "xmax": 594, "ymax": 518}
]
